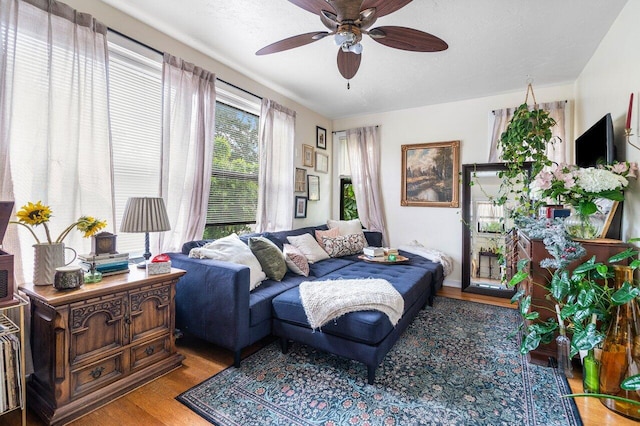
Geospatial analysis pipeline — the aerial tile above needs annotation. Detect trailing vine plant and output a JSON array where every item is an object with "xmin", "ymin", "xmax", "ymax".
[{"xmin": 496, "ymin": 82, "xmax": 558, "ymax": 216}]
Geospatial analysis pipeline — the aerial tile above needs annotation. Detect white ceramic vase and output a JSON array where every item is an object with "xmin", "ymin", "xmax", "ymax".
[{"xmin": 33, "ymin": 243, "xmax": 76, "ymax": 285}]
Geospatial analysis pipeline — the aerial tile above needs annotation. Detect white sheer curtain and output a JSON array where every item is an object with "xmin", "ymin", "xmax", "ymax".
[
  {"xmin": 159, "ymin": 53, "xmax": 216, "ymax": 252},
  {"xmin": 0, "ymin": 0, "xmax": 114, "ymax": 283},
  {"xmin": 488, "ymin": 101, "xmax": 567, "ymax": 164},
  {"xmin": 345, "ymin": 126, "xmax": 389, "ymax": 245},
  {"xmin": 255, "ymin": 99, "xmax": 296, "ymax": 232}
]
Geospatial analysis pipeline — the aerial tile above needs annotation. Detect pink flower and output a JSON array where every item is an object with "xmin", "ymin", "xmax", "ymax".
[
  {"xmin": 610, "ymin": 162, "xmax": 629, "ymax": 174},
  {"xmin": 561, "ymin": 173, "xmax": 576, "ymax": 189},
  {"xmin": 629, "ymin": 162, "xmax": 639, "ymax": 178},
  {"xmin": 535, "ymin": 171, "xmax": 553, "ymax": 190}
]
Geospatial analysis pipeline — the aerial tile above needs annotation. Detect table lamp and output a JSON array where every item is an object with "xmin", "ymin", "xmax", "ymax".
[{"xmin": 120, "ymin": 197, "xmax": 171, "ymax": 268}]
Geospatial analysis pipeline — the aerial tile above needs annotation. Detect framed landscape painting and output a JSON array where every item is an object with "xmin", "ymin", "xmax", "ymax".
[{"xmin": 401, "ymin": 140, "xmax": 460, "ymax": 207}]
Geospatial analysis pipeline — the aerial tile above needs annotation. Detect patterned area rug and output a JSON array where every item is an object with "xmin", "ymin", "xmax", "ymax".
[{"xmin": 177, "ymin": 297, "xmax": 582, "ymax": 426}]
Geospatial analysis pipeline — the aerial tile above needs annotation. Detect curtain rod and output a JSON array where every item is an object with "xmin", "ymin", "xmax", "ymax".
[
  {"xmin": 107, "ymin": 27, "xmax": 262, "ymax": 100},
  {"xmin": 332, "ymin": 125, "xmax": 379, "ymax": 134},
  {"xmin": 491, "ymin": 99, "xmax": 567, "ymax": 114}
]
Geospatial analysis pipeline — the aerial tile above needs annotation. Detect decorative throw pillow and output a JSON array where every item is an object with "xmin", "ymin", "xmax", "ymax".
[
  {"xmin": 327, "ymin": 219, "xmax": 364, "ymax": 236},
  {"xmin": 286, "ymin": 233, "xmax": 330, "ymax": 263},
  {"xmin": 189, "ymin": 233, "xmax": 266, "ymax": 291},
  {"xmin": 249, "ymin": 237, "xmax": 287, "ymax": 281},
  {"xmin": 315, "ymin": 227, "xmax": 340, "ymax": 250},
  {"xmin": 283, "ymin": 243, "xmax": 310, "ymax": 277},
  {"xmin": 322, "ymin": 233, "xmax": 367, "ymax": 258}
]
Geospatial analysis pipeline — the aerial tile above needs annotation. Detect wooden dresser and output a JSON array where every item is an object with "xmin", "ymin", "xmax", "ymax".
[
  {"xmin": 517, "ymin": 232, "xmax": 631, "ymax": 366},
  {"xmin": 20, "ymin": 267, "xmax": 185, "ymax": 426}
]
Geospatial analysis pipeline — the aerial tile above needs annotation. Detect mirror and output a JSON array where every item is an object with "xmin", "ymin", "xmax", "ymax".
[{"xmin": 461, "ymin": 162, "xmax": 531, "ymax": 297}]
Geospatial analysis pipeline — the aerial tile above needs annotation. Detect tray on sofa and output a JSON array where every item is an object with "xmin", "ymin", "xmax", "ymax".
[{"xmin": 357, "ymin": 254, "xmax": 409, "ymax": 264}]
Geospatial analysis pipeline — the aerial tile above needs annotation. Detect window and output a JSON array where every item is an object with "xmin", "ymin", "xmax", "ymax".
[
  {"xmin": 205, "ymin": 82, "xmax": 261, "ymax": 239},
  {"xmin": 340, "ymin": 178, "xmax": 359, "ymax": 220},
  {"xmin": 107, "ymin": 32, "xmax": 163, "ymax": 255},
  {"xmin": 337, "ymin": 134, "xmax": 358, "ymax": 220}
]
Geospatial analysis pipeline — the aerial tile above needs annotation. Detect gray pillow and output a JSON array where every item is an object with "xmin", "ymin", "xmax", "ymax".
[{"xmin": 249, "ymin": 236, "xmax": 287, "ymax": 281}]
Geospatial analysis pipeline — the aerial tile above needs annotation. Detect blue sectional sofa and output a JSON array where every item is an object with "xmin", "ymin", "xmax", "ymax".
[{"xmin": 168, "ymin": 225, "xmax": 444, "ymax": 384}]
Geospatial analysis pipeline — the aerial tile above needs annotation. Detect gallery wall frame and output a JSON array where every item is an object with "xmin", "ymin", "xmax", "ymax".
[
  {"xmin": 316, "ymin": 126, "xmax": 327, "ymax": 150},
  {"xmin": 295, "ymin": 167, "xmax": 307, "ymax": 193},
  {"xmin": 302, "ymin": 144, "xmax": 314, "ymax": 167},
  {"xmin": 307, "ymin": 174, "xmax": 320, "ymax": 201},
  {"xmin": 315, "ymin": 152, "xmax": 328, "ymax": 173},
  {"xmin": 401, "ymin": 140, "xmax": 460, "ymax": 208},
  {"xmin": 295, "ymin": 196, "xmax": 307, "ymax": 218}
]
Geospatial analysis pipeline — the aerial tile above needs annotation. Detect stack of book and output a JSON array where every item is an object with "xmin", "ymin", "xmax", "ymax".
[
  {"xmin": 79, "ymin": 253, "xmax": 130, "ymax": 276},
  {"xmin": 363, "ymin": 246, "xmax": 385, "ymax": 260}
]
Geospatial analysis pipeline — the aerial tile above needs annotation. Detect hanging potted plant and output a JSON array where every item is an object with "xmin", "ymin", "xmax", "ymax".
[{"xmin": 496, "ymin": 82, "xmax": 558, "ymax": 215}]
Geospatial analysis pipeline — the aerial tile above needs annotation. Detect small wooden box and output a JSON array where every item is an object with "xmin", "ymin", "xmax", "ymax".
[{"xmin": 148, "ymin": 261, "xmax": 171, "ymax": 275}]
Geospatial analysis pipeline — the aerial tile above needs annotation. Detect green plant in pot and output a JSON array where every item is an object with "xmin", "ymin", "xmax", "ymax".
[
  {"xmin": 496, "ymin": 87, "xmax": 558, "ymax": 214},
  {"xmin": 509, "ymin": 217, "xmax": 640, "ymax": 418}
]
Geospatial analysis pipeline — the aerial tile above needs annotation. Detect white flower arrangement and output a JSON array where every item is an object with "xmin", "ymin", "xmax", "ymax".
[{"xmin": 531, "ymin": 161, "xmax": 638, "ymax": 216}]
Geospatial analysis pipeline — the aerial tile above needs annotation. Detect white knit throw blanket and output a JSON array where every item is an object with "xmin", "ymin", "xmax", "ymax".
[
  {"xmin": 299, "ymin": 278, "xmax": 404, "ymax": 330},
  {"xmin": 398, "ymin": 240, "xmax": 454, "ymax": 277}
]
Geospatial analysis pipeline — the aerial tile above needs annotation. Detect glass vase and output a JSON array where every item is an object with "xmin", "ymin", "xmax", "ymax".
[
  {"xmin": 598, "ymin": 265, "xmax": 640, "ymax": 420},
  {"xmin": 563, "ymin": 212, "xmax": 604, "ymax": 239},
  {"xmin": 583, "ymin": 349, "xmax": 600, "ymax": 393}
]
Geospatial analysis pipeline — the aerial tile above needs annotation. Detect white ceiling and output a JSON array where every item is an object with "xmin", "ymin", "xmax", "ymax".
[{"xmin": 99, "ymin": 0, "xmax": 628, "ymax": 120}]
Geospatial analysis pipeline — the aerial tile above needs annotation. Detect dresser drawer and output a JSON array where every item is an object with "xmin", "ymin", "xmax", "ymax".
[
  {"xmin": 130, "ymin": 335, "xmax": 170, "ymax": 372},
  {"xmin": 71, "ymin": 352, "xmax": 124, "ymax": 399}
]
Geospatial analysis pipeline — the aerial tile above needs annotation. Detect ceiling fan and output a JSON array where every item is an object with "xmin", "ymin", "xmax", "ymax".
[{"xmin": 256, "ymin": 0, "xmax": 448, "ymax": 84}]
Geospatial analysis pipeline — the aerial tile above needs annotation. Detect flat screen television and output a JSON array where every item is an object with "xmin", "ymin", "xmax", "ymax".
[{"xmin": 575, "ymin": 113, "xmax": 615, "ymax": 167}]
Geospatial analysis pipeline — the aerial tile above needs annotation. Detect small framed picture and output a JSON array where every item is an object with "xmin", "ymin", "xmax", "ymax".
[
  {"xmin": 295, "ymin": 167, "xmax": 307, "ymax": 193},
  {"xmin": 307, "ymin": 174, "xmax": 320, "ymax": 201},
  {"xmin": 295, "ymin": 196, "xmax": 307, "ymax": 218},
  {"xmin": 302, "ymin": 144, "xmax": 314, "ymax": 167},
  {"xmin": 316, "ymin": 126, "xmax": 327, "ymax": 150},
  {"xmin": 315, "ymin": 152, "xmax": 328, "ymax": 173}
]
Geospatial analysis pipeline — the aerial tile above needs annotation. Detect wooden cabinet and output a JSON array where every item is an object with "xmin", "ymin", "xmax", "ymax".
[
  {"xmin": 517, "ymin": 232, "xmax": 631, "ymax": 365},
  {"xmin": 20, "ymin": 267, "xmax": 185, "ymax": 426}
]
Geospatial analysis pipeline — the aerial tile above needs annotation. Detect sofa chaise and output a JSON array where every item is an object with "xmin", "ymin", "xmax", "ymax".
[{"xmin": 168, "ymin": 224, "xmax": 445, "ymax": 383}]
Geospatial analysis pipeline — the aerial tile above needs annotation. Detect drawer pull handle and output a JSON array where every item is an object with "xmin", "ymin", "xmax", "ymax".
[
  {"xmin": 145, "ymin": 346, "xmax": 155, "ymax": 356},
  {"xmin": 90, "ymin": 366, "xmax": 105, "ymax": 379}
]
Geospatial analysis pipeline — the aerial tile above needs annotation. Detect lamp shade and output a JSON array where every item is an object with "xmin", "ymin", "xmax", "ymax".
[{"xmin": 120, "ymin": 197, "xmax": 171, "ymax": 233}]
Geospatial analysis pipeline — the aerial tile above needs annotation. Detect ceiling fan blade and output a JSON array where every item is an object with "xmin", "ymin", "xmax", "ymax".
[
  {"xmin": 256, "ymin": 32, "xmax": 330, "ymax": 55},
  {"xmin": 367, "ymin": 26, "xmax": 448, "ymax": 52},
  {"xmin": 320, "ymin": 10, "xmax": 339, "ymax": 31},
  {"xmin": 288, "ymin": 0, "xmax": 335, "ymax": 15},
  {"xmin": 361, "ymin": 0, "xmax": 412, "ymax": 17},
  {"xmin": 337, "ymin": 49, "xmax": 362, "ymax": 80}
]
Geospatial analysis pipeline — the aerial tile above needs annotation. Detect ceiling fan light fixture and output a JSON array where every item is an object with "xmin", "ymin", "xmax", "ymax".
[
  {"xmin": 347, "ymin": 42, "xmax": 363, "ymax": 54},
  {"xmin": 334, "ymin": 31, "xmax": 356, "ymax": 46}
]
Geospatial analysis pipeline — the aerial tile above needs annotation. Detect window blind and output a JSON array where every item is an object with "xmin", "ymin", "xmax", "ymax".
[
  {"xmin": 107, "ymin": 32, "xmax": 163, "ymax": 255},
  {"xmin": 207, "ymin": 83, "xmax": 261, "ymax": 226}
]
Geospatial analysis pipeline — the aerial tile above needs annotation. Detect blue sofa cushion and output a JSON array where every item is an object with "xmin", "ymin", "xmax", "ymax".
[
  {"xmin": 249, "ymin": 273, "xmax": 308, "ymax": 327},
  {"xmin": 272, "ymin": 262, "xmax": 432, "ymax": 345},
  {"xmin": 309, "ymin": 257, "xmax": 354, "ymax": 278},
  {"xmin": 398, "ymin": 250, "xmax": 445, "ymax": 287}
]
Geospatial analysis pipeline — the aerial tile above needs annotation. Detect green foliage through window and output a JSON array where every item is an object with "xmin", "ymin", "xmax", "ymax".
[
  {"xmin": 341, "ymin": 179, "xmax": 358, "ymax": 220},
  {"xmin": 205, "ymin": 101, "xmax": 259, "ymax": 237}
]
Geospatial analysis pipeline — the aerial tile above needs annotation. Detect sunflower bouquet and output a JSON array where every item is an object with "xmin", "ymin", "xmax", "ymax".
[{"xmin": 10, "ymin": 201, "xmax": 107, "ymax": 244}]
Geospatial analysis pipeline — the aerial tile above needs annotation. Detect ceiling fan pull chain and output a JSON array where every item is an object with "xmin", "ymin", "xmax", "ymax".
[{"xmin": 347, "ymin": 81, "xmax": 350, "ymax": 90}]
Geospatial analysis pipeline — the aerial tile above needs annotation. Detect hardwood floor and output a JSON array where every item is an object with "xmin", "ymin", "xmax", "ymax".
[{"xmin": 2, "ymin": 287, "xmax": 635, "ymax": 425}]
